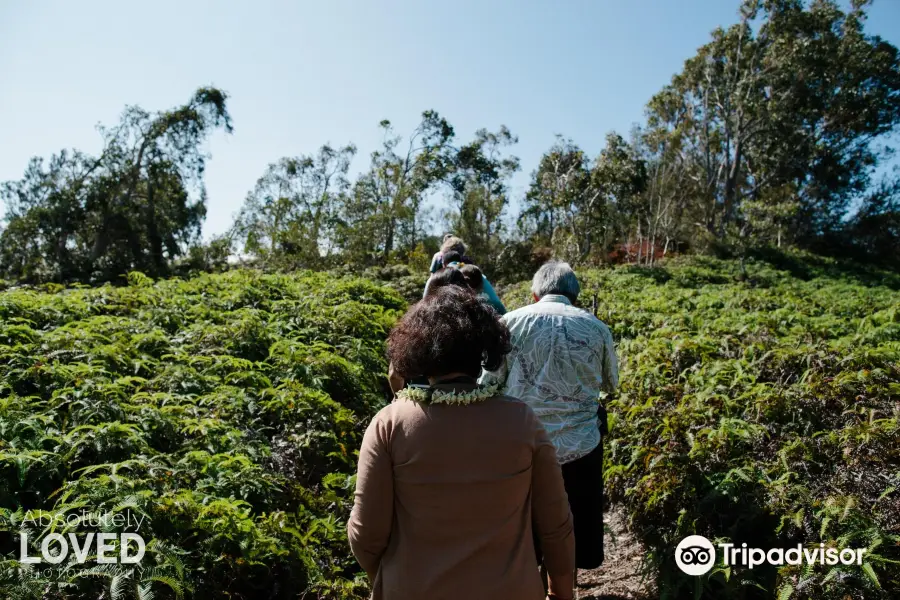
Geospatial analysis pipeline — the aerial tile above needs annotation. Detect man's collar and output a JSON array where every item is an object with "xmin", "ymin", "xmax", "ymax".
[{"xmin": 537, "ymin": 294, "xmax": 572, "ymax": 305}]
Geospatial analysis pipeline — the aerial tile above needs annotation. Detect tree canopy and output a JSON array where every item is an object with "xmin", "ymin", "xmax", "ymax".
[
  {"xmin": 3, "ymin": 0, "xmax": 900, "ymax": 283},
  {"xmin": 0, "ymin": 87, "xmax": 232, "ymax": 283}
]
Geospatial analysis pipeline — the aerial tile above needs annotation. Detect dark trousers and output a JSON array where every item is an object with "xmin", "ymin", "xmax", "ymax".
[
  {"xmin": 561, "ymin": 439, "xmax": 604, "ymax": 569},
  {"xmin": 535, "ymin": 405, "xmax": 607, "ymax": 570}
]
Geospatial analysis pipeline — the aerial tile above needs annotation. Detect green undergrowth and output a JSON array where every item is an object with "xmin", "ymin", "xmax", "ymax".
[
  {"xmin": 2, "ymin": 255, "xmax": 897, "ymax": 600},
  {"xmin": 0, "ymin": 270, "xmax": 403, "ymax": 600}
]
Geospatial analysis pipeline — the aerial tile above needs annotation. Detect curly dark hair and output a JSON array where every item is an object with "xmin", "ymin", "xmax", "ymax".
[
  {"xmin": 425, "ymin": 267, "xmax": 467, "ymax": 295},
  {"xmin": 441, "ymin": 250, "xmax": 463, "ymax": 265},
  {"xmin": 441, "ymin": 250, "xmax": 478, "ymax": 268},
  {"xmin": 387, "ymin": 285, "xmax": 511, "ymax": 379},
  {"xmin": 457, "ymin": 264, "xmax": 484, "ymax": 293}
]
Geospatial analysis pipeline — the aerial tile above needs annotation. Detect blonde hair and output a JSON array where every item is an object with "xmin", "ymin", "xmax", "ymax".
[{"xmin": 440, "ymin": 236, "xmax": 466, "ymax": 255}]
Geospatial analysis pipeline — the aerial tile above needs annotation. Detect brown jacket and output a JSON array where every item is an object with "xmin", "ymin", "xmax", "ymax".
[{"xmin": 348, "ymin": 385, "xmax": 575, "ymax": 600}]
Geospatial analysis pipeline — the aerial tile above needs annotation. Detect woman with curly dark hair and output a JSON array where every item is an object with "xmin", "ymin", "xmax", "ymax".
[
  {"xmin": 348, "ymin": 286, "xmax": 575, "ymax": 600},
  {"xmin": 386, "ymin": 266, "xmax": 469, "ymax": 393}
]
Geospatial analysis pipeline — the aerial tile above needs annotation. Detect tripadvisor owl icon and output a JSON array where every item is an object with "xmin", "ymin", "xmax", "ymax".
[{"xmin": 676, "ymin": 535, "xmax": 716, "ymax": 576}]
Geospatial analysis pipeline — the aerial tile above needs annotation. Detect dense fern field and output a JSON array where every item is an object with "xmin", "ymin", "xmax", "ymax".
[
  {"xmin": 0, "ymin": 271, "xmax": 403, "ymax": 600},
  {"xmin": 503, "ymin": 257, "xmax": 900, "ymax": 599},
  {"xmin": 1, "ymin": 257, "xmax": 898, "ymax": 600}
]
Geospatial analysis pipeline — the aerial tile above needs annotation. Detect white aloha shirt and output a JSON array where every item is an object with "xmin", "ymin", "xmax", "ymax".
[{"xmin": 480, "ymin": 294, "xmax": 619, "ymax": 464}]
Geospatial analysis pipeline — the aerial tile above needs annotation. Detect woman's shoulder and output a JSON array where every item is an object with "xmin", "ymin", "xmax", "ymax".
[
  {"xmin": 377, "ymin": 397, "xmax": 419, "ymax": 419},
  {"xmin": 373, "ymin": 395, "xmax": 542, "ymax": 446},
  {"xmin": 362, "ymin": 399, "xmax": 422, "ymax": 439},
  {"xmin": 487, "ymin": 394, "xmax": 539, "ymax": 420}
]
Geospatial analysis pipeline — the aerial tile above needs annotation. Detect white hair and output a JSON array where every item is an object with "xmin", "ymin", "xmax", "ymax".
[{"xmin": 531, "ymin": 261, "xmax": 581, "ymax": 301}]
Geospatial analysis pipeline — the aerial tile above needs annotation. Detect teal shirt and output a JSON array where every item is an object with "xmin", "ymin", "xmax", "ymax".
[{"xmin": 477, "ymin": 276, "xmax": 506, "ymax": 315}]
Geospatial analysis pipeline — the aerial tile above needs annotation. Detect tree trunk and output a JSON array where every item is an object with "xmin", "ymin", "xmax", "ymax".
[
  {"xmin": 383, "ymin": 215, "xmax": 395, "ymax": 260},
  {"xmin": 721, "ymin": 134, "xmax": 743, "ymax": 236},
  {"xmin": 90, "ymin": 204, "xmax": 112, "ymax": 267},
  {"xmin": 55, "ymin": 230, "xmax": 70, "ymax": 282},
  {"xmin": 636, "ymin": 222, "xmax": 643, "ymax": 265},
  {"xmin": 91, "ymin": 140, "xmax": 149, "ymax": 268},
  {"xmin": 146, "ymin": 178, "xmax": 165, "ymax": 275}
]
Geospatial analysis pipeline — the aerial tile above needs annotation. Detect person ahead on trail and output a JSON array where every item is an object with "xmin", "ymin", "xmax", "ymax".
[
  {"xmin": 423, "ymin": 249, "xmax": 506, "ymax": 315},
  {"xmin": 480, "ymin": 261, "xmax": 618, "ymax": 571},
  {"xmin": 424, "ymin": 264, "xmax": 467, "ymax": 292},
  {"xmin": 349, "ymin": 286, "xmax": 576, "ymax": 600},
  {"xmin": 429, "ymin": 234, "xmax": 474, "ymax": 273},
  {"xmin": 457, "ymin": 263, "xmax": 485, "ymax": 293}
]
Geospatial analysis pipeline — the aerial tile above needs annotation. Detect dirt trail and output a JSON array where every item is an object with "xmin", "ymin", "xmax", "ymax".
[{"xmin": 576, "ymin": 505, "xmax": 658, "ymax": 600}]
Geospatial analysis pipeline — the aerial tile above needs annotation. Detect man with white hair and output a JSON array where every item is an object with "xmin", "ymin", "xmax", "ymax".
[{"xmin": 481, "ymin": 260, "xmax": 618, "ymax": 571}]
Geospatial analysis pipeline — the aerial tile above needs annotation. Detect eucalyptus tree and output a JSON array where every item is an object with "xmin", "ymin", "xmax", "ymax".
[{"xmin": 0, "ymin": 87, "xmax": 232, "ymax": 283}]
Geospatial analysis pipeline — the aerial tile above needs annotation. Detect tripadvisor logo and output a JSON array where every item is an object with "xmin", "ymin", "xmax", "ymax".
[
  {"xmin": 676, "ymin": 535, "xmax": 716, "ymax": 575},
  {"xmin": 675, "ymin": 535, "xmax": 869, "ymax": 576},
  {"xmin": 17, "ymin": 510, "xmax": 146, "ymax": 566}
]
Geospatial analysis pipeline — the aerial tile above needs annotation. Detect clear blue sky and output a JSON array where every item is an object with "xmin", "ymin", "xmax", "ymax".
[{"xmin": 2, "ymin": 0, "xmax": 899, "ymax": 239}]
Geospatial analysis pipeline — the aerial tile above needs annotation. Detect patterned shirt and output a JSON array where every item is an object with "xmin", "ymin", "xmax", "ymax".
[{"xmin": 480, "ymin": 294, "xmax": 618, "ymax": 464}]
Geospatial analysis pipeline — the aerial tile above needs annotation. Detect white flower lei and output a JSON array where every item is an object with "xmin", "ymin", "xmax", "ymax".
[{"xmin": 396, "ymin": 383, "xmax": 500, "ymax": 405}]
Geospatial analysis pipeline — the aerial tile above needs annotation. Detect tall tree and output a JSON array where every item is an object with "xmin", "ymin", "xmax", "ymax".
[
  {"xmin": 590, "ymin": 133, "xmax": 649, "ymax": 261},
  {"xmin": 0, "ymin": 150, "xmax": 96, "ymax": 282},
  {"xmin": 647, "ymin": 2, "xmax": 769, "ymax": 239},
  {"xmin": 0, "ymin": 87, "xmax": 232, "ymax": 283},
  {"xmin": 634, "ymin": 118, "xmax": 696, "ymax": 262},
  {"xmin": 445, "ymin": 126, "xmax": 519, "ymax": 270},
  {"xmin": 754, "ymin": 0, "xmax": 900, "ymax": 239},
  {"xmin": 336, "ymin": 111, "xmax": 455, "ymax": 266},
  {"xmin": 521, "ymin": 136, "xmax": 592, "ymax": 261},
  {"xmin": 232, "ymin": 144, "xmax": 356, "ymax": 267},
  {"xmin": 643, "ymin": 0, "xmax": 900, "ymax": 249},
  {"xmin": 522, "ymin": 133, "xmax": 646, "ymax": 264}
]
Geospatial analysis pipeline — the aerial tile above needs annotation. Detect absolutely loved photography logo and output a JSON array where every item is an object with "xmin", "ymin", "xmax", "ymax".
[
  {"xmin": 675, "ymin": 535, "xmax": 869, "ymax": 575},
  {"xmin": 15, "ymin": 509, "xmax": 146, "ymax": 574}
]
